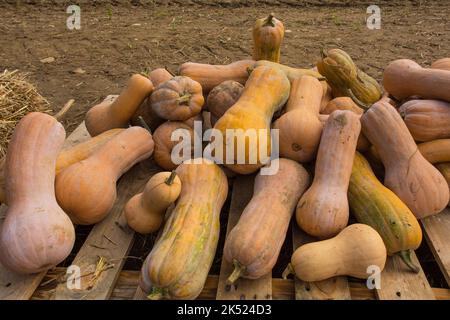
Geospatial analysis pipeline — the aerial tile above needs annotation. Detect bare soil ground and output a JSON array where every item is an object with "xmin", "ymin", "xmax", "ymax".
[{"xmin": 1, "ymin": 1, "xmax": 449, "ymax": 289}]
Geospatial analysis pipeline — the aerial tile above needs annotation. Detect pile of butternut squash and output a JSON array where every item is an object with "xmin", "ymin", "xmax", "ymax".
[{"xmin": 0, "ymin": 13, "xmax": 449, "ymax": 301}]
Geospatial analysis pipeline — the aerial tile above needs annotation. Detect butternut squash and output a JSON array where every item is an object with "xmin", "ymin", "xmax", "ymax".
[
  {"xmin": 284, "ymin": 224, "xmax": 387, "ymax": 282},
  {"xmin": 251, "ymin": 60, "xmax": 324, "ymax": 82},
  {"xmin": 125, "ymin": 171, "xmax": 181, "ymax": 234},
  {"xmin": 383, "ymin": 59, "xmax": 450, "ymax": 102},
  {"xmin": 151, "ymin": 76, "xmax": 205, "ymax": 121},
  {"xmin": 178, "ymin": 60, "xmax": 255, "ymax": 93},
  {"xmin": 139, "ymin": 159, "xmax": 228, "ymax": 300},
  {"xmin": 322, "ymin": 96, "xmax": 364, "ymax": 115},
  {"xmin": 349, "ymin": 152, "xmax": 423, "ymax": 272},
  {"xmin": 399, "ymin": 99, "xmax": 450, "ymax": 142},
  {"xmin": 431, "ymin": 58, "xmax": 450, "ymax": 71},
  {"xmin": 85, "ymin": 74, "xmax": 154, "ymax": 136},
  {"xmin": 206, "ymin": 80, "xmax": 244, "ymax": 126},
  {"xmin": 317, "ymin": 49, "xmax": 382, "ymax": 109},
  {"xmin": 361, "ymin": 100, "xmax": 449, "ymax": 219},
  {"xmin": 253, "ymin": 14, "xmax": 284, "ymax": 63},
  {"xmin": 213, "ymin": 66, "xmax": 290, "ymax": 174},
  {"xmin": 436, "ymin": 163, "xmax": 450, "ymax": 206},
  {"xmin": 273, "ymin": 75, "xmax": 324, "ymax": 162},
  {"xmin": 55, "ymin": 127, "xmax": 154, "ymax": 225},
  {"xmin": 418, "ymin": 139, "xmax": 450, "ymax": 164},
  {"xmin": 224, "ymin": 159, "xmax": 310, "ymax": 283},
  {"xmin": 0, "ymin": 112, "xmax": 75, "ymax": 274},
  {"xmin": 296, "ymin": 110, "xmax": 361, "ymax": 238}
]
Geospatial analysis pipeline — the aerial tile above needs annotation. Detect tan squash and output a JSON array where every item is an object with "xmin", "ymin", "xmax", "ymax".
[
  {"xmin": 322, "ymin": 97, "xmax": 364, "ymax": 115},
  {"xmin": 206, "ymin": 80, "xmax": 244, "ymax": 126},
  {"xmin": 178, "ymin": 60, "xmax": 255, "ymax": 93},
  {"xmin": 85, "ymin": 74, "xmax": 154, "ymax": 136},
  {"xmin": 0, "ymin": 112, "xmax": 75, "ymax": 274},
  {"xmin": 273, "ymin": 75, "xmax": 324, "ymax": 162},
  {"xmin": 383, "ymin": 59, "xmax": 450, "ymax": 102},
  {"xmin": 296, "ymin": 110, "xmax": 361, "ymax": 238},
  {"xmin": 418, "ymin": 139, "xmax": 450, "ymax": 164},
  {"xmin": 251, "ymin": 60, "xmax": 324, "ymax": 82},
  {"xmin": 284, "ymin": 224, "xmax": 387, "ymax": 282},
  {"xmin": 435, "ymin": 163, "xmax": 450, "ymax": 206},
  {"xmin": 151, "ymin": 76, "xmax": 205, "ymax": 121},
  {"xmin": 224, "ymin": 159, "xmax": 310, "ymax": 283},
  {"xmin": 125, "ymin": 171, "xmax": 181, "ymax": 234},
  {"xmin": 213, "ymin": 66, "xmax": 290, "ymax": 174},
  {"xmin": 431, "ymin": 58, "xmax": 450, "ymax": 71},
  {"xmin": 130, "ymin": 68, "xmax": 174, "ymax": 130},
  {"xmin": 56, "ymin": 127, "xmax": 154, "ymax": 225},
  {"xmin": 252, "ymin": 14, "xmax": 285, "ymax": 63},
  {"xmin": 399, "ymin": 99, "xmax": 450, "ymax": 142},
  {"xmin": 361, "ymin": 100, "xmax": 449, "ymax": 218},
  {"xmin": 139, "ymin": 159, "xmax": 228, "ymax": 300}
]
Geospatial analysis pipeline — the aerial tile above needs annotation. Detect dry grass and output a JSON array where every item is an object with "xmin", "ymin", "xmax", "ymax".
[{"xmin": 0, "ymin": 69, "xmax": 52, "ymax": 158}]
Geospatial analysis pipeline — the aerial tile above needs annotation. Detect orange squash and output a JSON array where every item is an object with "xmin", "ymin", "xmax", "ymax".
[
  {"xmin": 224, "ymin": 159, "xmax": 310, "ymax": 283},
  {"xmin": 361, "ymin": 100, "xmax": 449, "ymax": 218},
  {"xmin": 252, "ymin": 14, "xmax": 285, "ymax": 63},
  {"xmin": 178, "ymin": 60, "xmax": 255, "ymax": 93},
  {"xmin": 56, "ymin": 127, "xmax": 154, "ymax": 225},
  {"xmin": 206, "ymin": 80, "xmax": 244, "ymax": 126},
  {"xmin": 0, "ymin": 112, "xmax": 75, "ymax": 274},
  {"xmin": 322, "ymin": 97, "xmax": 364, "ymax": 115},
  {"xmin": 435, "ymin": 163, "xmax": 450, "ymax": 206},
  {"xmin": 431, "ymin": 58, "xmax": 450, "ymax": 71},
  {"xmin": 383, "ymin": 59, "xmax": 450, "ymax": 102},
  {"xmin": 85, "ymin": 74, "xmax": 154, "ymax": 136},
  {"xmin": 273, "ymin": 75, "xmax": 323, "ymax": 162},
  {"xmin": 418, "ymin": 139, "xmax": 450, "ymax": 164},
  {"xmin": 151, "ymin": 76, "xmax": 205, "ymax": 121},
  {"xmin": 296, "ymin": 110, "xmax": 361, "ymax": 238}
]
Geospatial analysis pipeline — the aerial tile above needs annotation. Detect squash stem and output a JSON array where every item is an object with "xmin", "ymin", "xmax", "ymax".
[
  {"xmin": 263, "ymin": 13, "xmax": 275, "ymax": 27},
  {"xmin": 138, "ymin": 116, "xmax": 152, "ymax": 134},
  {"xmin": 227, "ymin": 260, "xmax": 244, "ymax": 285},
  {"xmin": 398, "ymin": 250, "xmax": 420, "ymax": 273},
  {"xmin": 147, "ymin": 287, "xmax": 167, "ymax": 300},
  {"xmin": 177, "ymin": 94, "xmax": 191, "ymax": 104},
  {"xmin": 165, "ymin": 171, "xmax": 177, "ymax": 185},
  {"xmin": 282, "ymin": 263, "xmax": 295, "ymax": 280}
]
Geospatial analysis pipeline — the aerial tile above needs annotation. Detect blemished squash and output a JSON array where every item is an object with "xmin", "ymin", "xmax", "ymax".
[
  {"xmin": 151, "ymin": 76, "xmax": 205, "ymax": 121},
  {"xmin": 152, "ymin": 121, "xmax": 198, "ymax": 170},
  {"xmin": 361, "ymin": 100, "xmax": 449, "ymax": 219},
  {"xmin": 125, "ymin": 171, "xmax": 181, "ymax": 234},
  {"xmin": 224, "ymin": 159, "xmax": 310, "ymax": 283},
  {"xmin": 398, "ymin": 99, "xmax": 450, "ymax": 142},
  {"xmin": 85, "ymin": 74, "xmax": 154, "ymax": 136},
  {"xmin": 55, "ymin": 127, "xmax": 154, "ymax": 225},
  {"xmin": 296, "ymin": 110, "xmax": 361, "ymax": 238},
  {"xmin": 322, "ymin": 96, "xmax": 364, "ymax": 115},
  {"xmin": 213, "ymin": 65, "xmax": 290, "ymax": 174},
  {"xmin": 348, "ymin": 152, "xmax": 423, "ymax": 272},
  {"xmin": 283, "ymin": 224, "xmax": 387, "ymax": 282},
  {"xmin": 0, "ymin": 112, "xmax": 75, "ymax": 274},
  {"xmin": 273, "ymin": 75, "xmax": 324, "ymax": 162},
  {"xmin": 251, "ymin": 60, "xmax": 324, "ymax": 82},
  {"xmin": 431, "ymin": 58, "xmax": 450, "ymax": 71},
  {"xmin": 435, "ymin": 163, "xmax": 450, "ymax": 206},
  {"xmin": 317, "ymin": 49, "xmax": 382, "ymax": 109},
  {"xmin": 139, "ymin": 159, "xmax": 228, "ymax": 300},
  {"xmin": 383, "ymin": 59, "xmax": 450, "ymax": 102},
  {"xmin": 206, "ymin": 81, "xmax": 244, "ymax": 126},
  {"xmin": 130, "ymin": 68, "xmax": 174, "ymax": 130},
  {"xmin": 252, "ymin": 14, "xmax": 285, "ymax": 63},
  {"xmin": 178, "ymin": 60, "xmax": 255, "ymax": 93}
]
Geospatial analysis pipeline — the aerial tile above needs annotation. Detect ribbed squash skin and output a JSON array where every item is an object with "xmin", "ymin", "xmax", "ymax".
[
  {"xmin": 139, "ymin": 159, "xmax": 228, "ymax": 300},
  {"xmin": 348, "ymin": 152, "xmax": 422, "ymax": 256},
  {"xmin": 252, "ymin": 14, "xmax": 285, "ymax": 63},
  {"xmin": 316, "ymin": 49, "xmax": 382, "ymax": 109},
  {"xmin": 214, "ymin": 65, "xmax": 290, "ymax": 174}
]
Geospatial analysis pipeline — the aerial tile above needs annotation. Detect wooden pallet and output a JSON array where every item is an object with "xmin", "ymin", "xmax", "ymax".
[{"xmin": 1, "ymin": 122, "xmax": 449, "ymax": 300}]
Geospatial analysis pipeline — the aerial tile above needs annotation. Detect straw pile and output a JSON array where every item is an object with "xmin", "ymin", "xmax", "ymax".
[{"xmin": 0, "ymin": 70, "xmax": 52, "ymax": 158}]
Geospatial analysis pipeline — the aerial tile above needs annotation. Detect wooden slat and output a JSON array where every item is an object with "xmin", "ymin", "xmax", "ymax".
[
  {"xmin": 0, "ymin": 121, "xmax": 91, "ymax": 300},
  {"xmin": 291, "ymin": 225, "xmax": 351, "ymax": 300},
  {"xmin": 31, "ymin": 268, "xmax": 450, "ymax": 301},
  {"xmin": 216, "ymin": 175, "xmax": 272, "ymax": 300},
  {"xmin": 53, "ymin": 162, "xmax": 158, "ymax": 300},
  {"xmin": 421, "ymin": 208, "xmax": 450, "ymax": 287},
  {"xmin": 376, "ymin": 253, "xmax": 436, "ymax": 300}
]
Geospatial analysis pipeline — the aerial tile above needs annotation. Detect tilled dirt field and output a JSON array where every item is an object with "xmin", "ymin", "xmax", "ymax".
[{"xmin": 0, "ymin": 1, "xmax": 449, "ymax": 132}]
